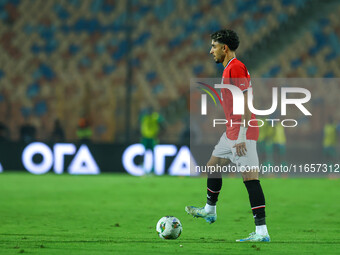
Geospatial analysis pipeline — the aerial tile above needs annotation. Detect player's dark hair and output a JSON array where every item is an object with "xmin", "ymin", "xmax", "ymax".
[{"xmin": 210, "ymin": 29, "xmax": 239, "ymax": 51}]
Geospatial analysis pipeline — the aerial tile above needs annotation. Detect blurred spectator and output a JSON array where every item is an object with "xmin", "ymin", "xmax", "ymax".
[
  {"xmin": 51, "ymin": 119, "xmax": 65, "ymax": 142},
  {"xmin": 323, "ymin": 117, "xmax": 338, "ymax": 162},
  {"xmin": 76, "ymin": 117, "xmax": 92, "ymax": 142},
  {"xmin": 139, "ymin": 106, "xmax": 164, "ymax": 174},
  {"xmin": 273, "ymin": 123, "xmax": 287, "ymax": 166},
  {"xmin": 20, "ymin": 121, "xmax": 37, "ymax": 143},
  {"xmin": 257, "ymin": 118, "xmax": 274, "ymax": 166}
]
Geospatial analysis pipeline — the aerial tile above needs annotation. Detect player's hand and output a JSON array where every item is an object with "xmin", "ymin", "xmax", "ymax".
[
  {"xmin": 234, "ymin": 126, "xmax": 248, "ymax": 156},
  {"xmin": 233, "ymin": 142, "xmax": 247, "ymax": 157}
]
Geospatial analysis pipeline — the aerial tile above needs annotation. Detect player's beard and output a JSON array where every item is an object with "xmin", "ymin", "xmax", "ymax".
[{"xmin": 215, "ymin": 56, "xmax": 223, "ymax": 63}]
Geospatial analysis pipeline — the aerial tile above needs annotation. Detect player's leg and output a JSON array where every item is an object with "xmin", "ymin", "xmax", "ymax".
[
  {"xmin": 185, "ymin": 155, "xmax": 230, "ymax": 224},
  {"xmin": 148, "ymin": 138, "xmax": 157, "ymax": 174},
  {"xmin": 242, "ymin": 169, "xmax": 268, "ymax": 235},
  {"xmin": 185, "ymin": 132, "xmax": 233, "ymax": 224},
  {"xmin": 235, "ymin": 140, "xmax": 270, "ymax": 242},
  {"xmin": 205, "ymin": 156, "xmax": 230, "ymax": 213},
  {"xmin": 141, "ymin": 137, "xmax": 156, "ymax": 174}
]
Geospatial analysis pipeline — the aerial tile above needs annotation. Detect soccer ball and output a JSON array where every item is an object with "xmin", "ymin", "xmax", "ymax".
[{"xmin": 156, "ymin": 216, "xmax": 182, "ymax": 239}]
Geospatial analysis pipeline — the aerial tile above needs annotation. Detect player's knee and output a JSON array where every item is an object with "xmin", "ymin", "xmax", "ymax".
[
  {"xmin": 242, "ymin": 176, "xmax": 259, "ymax": 181},
  {"xmin": 241, "ymin": 171, "xmax": 259, "ymax": 181},
  {"xmin": 206, "ymin": 159, "xmax": 221, "ymax": 178}
]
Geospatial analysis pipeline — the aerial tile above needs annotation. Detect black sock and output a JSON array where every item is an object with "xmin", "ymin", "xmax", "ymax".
[
  {"xmin": 244, "ymin": 180, "xmax": 266, "ymax": 226},
  {"xmin": 207, "ymin": 172, "xmax": 222, "ymax": 206}
]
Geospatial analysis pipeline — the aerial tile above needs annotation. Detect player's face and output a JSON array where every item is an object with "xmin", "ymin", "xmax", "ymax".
[{"xmin": 210, "ymin": 40, "xmax": 226, "ymax": 63}]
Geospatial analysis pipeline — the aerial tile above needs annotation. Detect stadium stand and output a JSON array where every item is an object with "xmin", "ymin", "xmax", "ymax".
[{"xmin": 0, "ymin": 0, "xmax": 339, "ymax": 142}]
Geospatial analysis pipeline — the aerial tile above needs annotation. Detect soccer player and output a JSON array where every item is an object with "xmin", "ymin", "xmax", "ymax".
[
  {"xmin": 185, "ymin": 29, "xmax": 270, "ymax": 242},
  {"xmin": 139, "ymin": 106, "xmax": 164, "ymax": 174}
]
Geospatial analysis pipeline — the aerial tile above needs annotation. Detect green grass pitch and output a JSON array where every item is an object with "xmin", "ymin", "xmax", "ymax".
[{"xmin": 0, "ymin": 173, "xmax": 339, "ymax": 254}]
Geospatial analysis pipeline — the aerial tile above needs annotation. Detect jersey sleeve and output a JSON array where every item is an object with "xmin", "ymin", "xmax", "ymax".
[{"xmin": 230, "ymin": 65, "xmax": 250, "ymax": 92}]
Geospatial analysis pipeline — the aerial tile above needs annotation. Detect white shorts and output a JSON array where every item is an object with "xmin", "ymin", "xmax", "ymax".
[{"xmin": 212, "ymin": 132, "xmax": 259, "ymax": 172}]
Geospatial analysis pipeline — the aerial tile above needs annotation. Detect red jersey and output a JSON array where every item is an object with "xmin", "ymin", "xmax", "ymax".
[{"xmin": 221, "ymin": 58, "xmax": 259, "ymax": 141}]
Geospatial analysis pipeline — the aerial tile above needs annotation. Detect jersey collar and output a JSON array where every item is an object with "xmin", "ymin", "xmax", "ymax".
[{"xmin": 223, "ymin": 57, "xmax": 236, "ymax": 70}]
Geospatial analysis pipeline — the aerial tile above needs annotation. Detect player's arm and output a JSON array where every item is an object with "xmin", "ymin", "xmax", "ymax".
[
  {"xmin": 230, "ymin": 65, "xmax": 251, "ymax": 157},
  {"xmin": 233, "ymin": 90, "xmax": 251, "ymax": 157}
]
